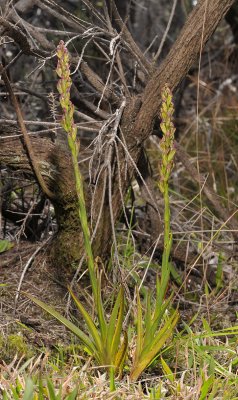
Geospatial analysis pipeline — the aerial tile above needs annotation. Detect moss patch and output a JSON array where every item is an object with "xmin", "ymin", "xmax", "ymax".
[{"xmin": 0, "ymin": 333, "xmax": 34, "ymax": 363}]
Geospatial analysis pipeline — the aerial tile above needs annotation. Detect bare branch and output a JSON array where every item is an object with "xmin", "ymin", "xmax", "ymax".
[{"xmin": 0, "ymin": 64, "xmax": 56, "ymax": 199}]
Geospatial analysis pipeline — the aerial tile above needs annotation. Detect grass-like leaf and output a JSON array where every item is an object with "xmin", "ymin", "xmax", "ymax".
[
  {"xmin": 22, "ymin": 378, "xmax": 34, "ymax": 400},
  {"xmin": 68, "ymin": 289, "xmax": 103, "ymax": 359},
  {"xmin": 108, "ymin": 287, "xmax": 124, "ymax": 359},
  {"xmin": 27, "ymin": 294, "xmax": 97, "ymax": 357},
  {"xmin": 27, "ymin": 285, "xmax": 127, "ymax": 386},
  {"xmin": 130, "ymin": 307, "xmax": 179, "ymax": 382}
]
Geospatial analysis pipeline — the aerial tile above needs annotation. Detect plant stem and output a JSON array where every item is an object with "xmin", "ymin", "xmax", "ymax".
[
  {"xmin": 70, "ymin": 142, "xmax": 97, "ymax": 300},
  {"xmin": 160, "ymin": 182, "xmax": 172, "ymax": 304},
  {"xmin": 109, "ymin": 367, "xmax": 115, "ymax": 392}
]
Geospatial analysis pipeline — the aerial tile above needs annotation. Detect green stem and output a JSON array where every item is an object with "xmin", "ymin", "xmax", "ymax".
[
  {"xmin": 109, "ymin": 366, "xmax": 115, "ymax": 391},
  {"xmin": 69, "ymin": 140, "xmax": 97, "ymax": 301},
  {"xmin": 163, "ymin": 183, "xmax": 171, "ymax": 256},
  {"xmin": 159, "ymin": 181, "xmax": 172, "ymax": 306}
]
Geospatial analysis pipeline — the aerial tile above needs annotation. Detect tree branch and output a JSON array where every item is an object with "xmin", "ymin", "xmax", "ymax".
[{"xmin": 0, "ymin": 65, "xmax": 56, "ymax": 199}]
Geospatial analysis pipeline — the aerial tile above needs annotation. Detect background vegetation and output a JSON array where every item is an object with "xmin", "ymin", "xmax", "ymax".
[{"xmin": 1, "ymin": 0, "xmax": 238, "ymax": 398}]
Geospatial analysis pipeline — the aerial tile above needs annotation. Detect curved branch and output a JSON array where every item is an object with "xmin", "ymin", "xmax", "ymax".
[{"xmin": 0, "ymin": 65, "xmax": 56, "ymax": 199}]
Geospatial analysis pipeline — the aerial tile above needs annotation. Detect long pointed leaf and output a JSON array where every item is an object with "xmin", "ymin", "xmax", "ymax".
[
  {"xmin": 66, "ymin": 388, "xmax": 78, "ymax": 400},
  {"xmin": 115, "ymin": 330, "xmax": 128, "ymax": 377},
  {"xmin": 151, "ymin": 294, "xmax": 173, "ymax": 338},
  {"xmin": 156, "ymin": 266, "xmax": 170, "ymax": 310},
  {"xmin": 130, "ymin": 311, "xmax": 179, "ymax": 381},
  {"xmin": 27, "ymin": 294, "xmax": 97, "ymax": 357},
  {"xmin": 96, "ymin": 279, "xmax": 107, "ymax": 342},
  {"xmin": 107, "ymin": 288, "xmax": 122, "ymax": 348},
  {"xmin": 47, "ymin": 379, "xmax": 57, "ymax": 400},
  {"xmin": 69, "ymin": 289, "xmax": 103, "ymax": 357},
  {"xmin": 110, "ymin": 287, "xmax": 125, "ymax": 361},
  {"xmin": 143, "ymin": 290, "xmax": 152, "ymax": 347},
  {"xmin": 22, "ymin": 378, "xmax": 34, "ymax": 400},
  {"xmin": 141, "ymin": 310, "xmax": 178, "ymax": 359},
  {"xmin": 134, "ymin": 287, "xmax": 143, "ymax": 365},
  {"xmin": 161, "ymin": 357, "xmax": 175, "ymax": 382}
]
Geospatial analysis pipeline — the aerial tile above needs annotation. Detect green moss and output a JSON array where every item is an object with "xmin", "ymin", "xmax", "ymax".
[
  {"xmin": 1, "ymin": 333, "xmax": 34, "ymax": 363},
  {"xmin": 51, "ymin": 228, "xmax": 83, "ymax": 272}
]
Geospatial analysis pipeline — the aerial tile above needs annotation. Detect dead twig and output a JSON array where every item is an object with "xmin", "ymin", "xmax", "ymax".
[{"xmin": 0, "ymin": 64, "xmax": 56, "ymax": 199}]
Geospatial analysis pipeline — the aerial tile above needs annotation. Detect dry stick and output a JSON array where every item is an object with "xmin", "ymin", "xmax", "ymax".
[
  {"xmin": 0, "ymin": 64, "xmax": 56, "ymax": 199},
  {"xmin": 80, "ymin": 61, "xmax": 120, "ymax": 105},
  {"xmin": 80, "ymin": 98, "xmax": 110, "ymax": 120},
  {"xmin": 153, "ymin": 0, "xmax": 178, "ymax": 62},
  {"xmin": 175, "ymin": 141, "xmax": 238, "ymax": 242},
  {"xmin": 110, "ymin": 0, "xmax": 151, "ymax": 74},
  {"xmin": 35, "ymin": 0, "xmax": 89, "ymax": 32},
  {"xmin": 103, "ymin": 0, "xmax": 130, "ymax": 96},
  {"xmin": 1, "ymin": 16, "xmax": 119, "ymax": 105},
  {"xmin": 80, "ymin": 0, "xmax": 109, "ymax": 27}
]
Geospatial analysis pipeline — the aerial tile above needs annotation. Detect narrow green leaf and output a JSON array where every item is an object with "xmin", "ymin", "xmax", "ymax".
[
  {"xmin": 110, "ymin": 287, "xmax": 125, "ymax": 360},
  {"xmin": 47, "ymin": 379, "xmax": 57, "ymax": 400},
  {"xmin": 69, "ymin": 289, "xmax": 103, "ymax": 358},
  {"xmin": 208, "ymin": 356, "xmax": 215, "ymax": 377},
  {"xmin": 109, "ymin": 366, "xmax": 116, "ymax": 392},
  {"xmin": 18, "ymin": 357, "xmax": 36, "ymax": 374},
  {"xmin": 135, "ymin": 287, "xmax": 143, "ymax": 364},
  {"xmin": 38, "ymin": 377, "xmax": 44, "ymax": 400},
  {"xmin": 66, "ymin": 388, "xmax": 78, "ymax": 400},
  {"xmin": 115, "ymin": 330, "xmax": 128, "ymax": 375},
  {"xmin": 27, "ymin": 294, "xmax": 97, "ymax": 357},
  {"xmin": 151, "ymin": 295, "xmax": 172, "ymax": 339},
  {"xmin": 169, "ymin": 262, "xmax": 183, "ymax": 285},
  {"xmin": 107, "ymin": 287, "xmax": 122, "ymax": 351},
  {"xmin": 96, "ymin": 279, "xmax": 107, "ymax": 342},
  {"xmin": 199, "ymin": 375, "xmax": 214, "ymax": 400},
  {"xmin": 202, "ymin": 317, "xmax": 212, "ymax": 334},
  {"xmin": 155, "ymin": 278, "xmax": 171, "ymax": 320},
  {"xmin": 161, "ymin": 357, "xmax": 175, "ymax": 382},
  {"xmin": 141, "ymin": 310, "xmax": 178, "ymax": 359},
  {"xmin": 195, "ymin": 326, "xmax": 238, "ymax": 339},
  {"xmin": 22, "ymin": 378, "xmax": 34, "ymax": 400},
  {"xmin": 143, "ymin": 290, "xmax": 152, "ymax": 347},
  {"xmin": 131, "ymin": 311, "xmax": 179, "ymax": 381},
  {"xmin": 10, "ymin": 385, "xmax": 19, "ymax": 400}
]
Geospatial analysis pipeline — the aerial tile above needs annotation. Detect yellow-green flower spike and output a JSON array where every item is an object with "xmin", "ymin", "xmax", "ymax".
[
  {"xmin": 158, "ymin": 84, "xmax": 176, "ymax": 193},
  {"xmin": 56, "ymin": 40, "xmax": 78, "ymax": 144}
]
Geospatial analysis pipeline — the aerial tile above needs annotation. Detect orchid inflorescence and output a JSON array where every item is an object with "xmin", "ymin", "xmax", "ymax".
[
  {"xmin": 56, "ymin": 40, "xmax": 78, "ymax": 152},
  {"xmin": 158, "ymin": 84, "xmax": 176, "ymax": 193}
]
